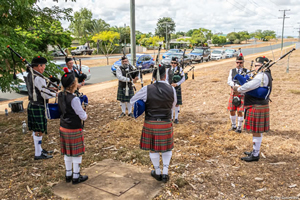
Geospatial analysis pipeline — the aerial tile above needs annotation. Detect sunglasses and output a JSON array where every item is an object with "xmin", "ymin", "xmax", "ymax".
[
  {"xmin": 171, "ymin": 62, "xmax": 177, "ymax": 64},
  {"xmin": 236, "ymin": 62, "xmax": 243, "ymax": 64}
]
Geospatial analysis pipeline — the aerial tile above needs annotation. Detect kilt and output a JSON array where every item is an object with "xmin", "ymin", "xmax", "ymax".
[
  {"xmin": 244, "ymin": 104, "xmax": 270, "ymax": 133},
  {"xmin": 227, "ymin": 90, "xmax": 244, "ymax": 112},
  {"xmin": 59, "ymin": 127, "xmax": 85, "ymax": 157},
  {"xmin": 117, "ymin": 87, "xmax": 134, "ymax": 102},
  {"xmin": 175, "ymin": 86, "xmax": 182, "ymax": 105},
  {"xmin": 27, "ymin": 103, "xmax": 47, "ymax": 134},
  {"xmin": 140, "ymin": 120, "xmax": 174, "ymax": 152}
]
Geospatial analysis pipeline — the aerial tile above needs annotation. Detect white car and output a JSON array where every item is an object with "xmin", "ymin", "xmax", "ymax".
[
  {"xmin": 14, "ymin": 61, "xmax": 91, "ymax": 92},
  {"xmin": 211, "ymin": 49, "xmax": 227, "ymax": 60}
]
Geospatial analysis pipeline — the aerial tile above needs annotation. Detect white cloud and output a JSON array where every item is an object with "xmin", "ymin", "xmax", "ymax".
[{"xmin": 37, "ymin": 0, "xmax": 300, "ymax": 36}]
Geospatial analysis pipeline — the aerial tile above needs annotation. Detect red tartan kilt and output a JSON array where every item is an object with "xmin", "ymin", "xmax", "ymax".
[
  {"xmin": 228, "ymin": 90, "xmax": 244, "ymax": 112},
  {"xmin": 244, "ymin": 105, "xmax": 270, "ymax": 133},
  {"xmin": 140, "ymin": 120, "xmax": 174, "ymax": 152},
  {"xmin": 59, "ymin": 127, "xmax": 85, "ymax": 157}
]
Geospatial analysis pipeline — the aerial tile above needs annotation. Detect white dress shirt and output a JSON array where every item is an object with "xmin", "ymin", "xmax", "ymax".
[
  {"xmin": 165, "ymin": 66, "xmax": 186, "ymax": 86},
  {"xmin": 237, "ymin": 72, "xmax": 269, "ymax": 94},
  {"xmin": 227, "ymin": 68, "xmax": 247, "ymax": 87},
  {"xmin": 130, "ymin": 81, "xmax": 177, "ymax": 109},
  {"xmin": 35, "ymin": 76, "xmax": 56, "ymax": 99},
  {"xmin": 116, "ymin": 66, "xmax": 131, "ymax": 82},
  {"xmin": 71, "ymin": 96, "xmax": 87, "ymax": 120}
]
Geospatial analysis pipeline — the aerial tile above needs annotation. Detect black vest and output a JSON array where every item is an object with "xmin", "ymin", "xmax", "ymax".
[
  {"xmin": 244, "ymin": 71, "xmax": 272, "ymax": 106},
  {"xmin": 118, "ymin": 65, "xmax": 138, "ymax": 89},
  {"xmin": 58, "ymin": 92, "xmax": 82, "ymax": 129},
  {"xmin": 145, "ymin": 82, "xmax": 174, "ymax": 120},
  {"xmin": 231, "ymin": 68, "xmax": 247, "ymax": 84},
  {"xmin": 168, "ymin": 67, "xmax": 183, "ymax": 89},
  {"xmin": 25, "ymin": 70, "xmax": 47, "ymax": 105}
]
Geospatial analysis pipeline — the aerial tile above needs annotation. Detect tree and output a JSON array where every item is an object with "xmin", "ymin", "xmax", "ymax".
[
  {"xmin": 0, "ymin": 0, "xmax": 73, "ymax": 92},
  {"xmin": 110, "ymin": 26, "xmax": 130, "ymax": 45},
  {"xmin": 261, "ymin": 30, "xmax": 276, "ymax": 41},
  {"xmin": 90, "ymin": 18, "xmax": 110, "ymax": 35},
  {"xmin": 238, "ymin": 31, "xmax": 250, "ymax": 43},
  {"xmin": 186, "ymin": 29, "xmax": 198, "ymax": 37},
  {"xmin": 92, "ymin": 31, "xmax": 120, "ymax": 65},
  {"xmin": 69, "ymin": 8, "xmax": 93, "ymax": 45},
  {"xmin": 227, "ymin": 32, "xmax": 240, "ymax": 43},
  {"xmin": 155, "ymin": 17, "xmax": 176, "ymax": 46},
  {"xmin": 212, "ymin": 35, "xmax": 220, "ymax": 44}
]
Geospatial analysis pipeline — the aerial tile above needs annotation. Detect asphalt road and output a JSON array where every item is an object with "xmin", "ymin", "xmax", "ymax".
[{"xmin": 0, "ymin": 41, "xmax": 295, "ymax": 102}]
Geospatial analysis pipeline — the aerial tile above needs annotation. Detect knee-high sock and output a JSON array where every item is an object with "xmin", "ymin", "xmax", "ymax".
[
  {"xmin": 237, "ymin": 116, "xmax": 243, "ymax": 128},
  {"xmin": 127, "ymin": 102, "xmax": 132, "ymax": 114},
  {"xmin": 230, "ymin": 115, "xmax": 236, "ymax": 127},
  {"xmin": 64, "ymin": 155, "xmax": 73, "ymax": 176},
  {"xmin": 175, "ymin": 107, "xmax": 179, "ymax": 120},
  {"xmin": 33, "ymin": 135, "xmax": 42, "ymax": 157},
  {"xmin": 72, "ymin": 156, "xmax": 82, "ymax": 179},
  {"xmin": 149, "ymin": 152, "xmax": 161, "ymax": 175},
  {"xmin": 162, "ymin": 151, "xmax": 172, "ymax": 175},
  {"xmin": 121, "ymin": 102, "xmax": 126, "ymax": 113},
  {"xmin": 171, "ymin": 108, "xmax": 174, "ymax": 120},
  {"xmin": 252, "ymin": 136, "xmax": 262, "ymax": 157}
]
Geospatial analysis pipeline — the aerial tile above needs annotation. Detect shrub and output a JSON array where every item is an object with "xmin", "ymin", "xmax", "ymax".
[{"xmin": 233, "ymin": 39, "xmax": 240, "ymax": 44}]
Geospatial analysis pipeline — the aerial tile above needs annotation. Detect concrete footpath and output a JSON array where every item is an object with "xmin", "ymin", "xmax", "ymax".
[{"xmin": 53, "ymin": 159, "xmax": 163, "ymax": 200}]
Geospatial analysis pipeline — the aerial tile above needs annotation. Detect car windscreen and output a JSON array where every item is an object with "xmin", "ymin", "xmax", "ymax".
[
  {"xmin": 167, "ymin": 50, "xmax": 177, "ymax": 53},
  {"xmin": 191, "ymin": 49, "xmax": 204, "ymax": 53},
  {"xmin": 225, "ymin": 49, "xmax": 234, "ymax": 53},
  {"xmin": 212, "ymin": 50, "xmax": 222, "ymax": 54}
]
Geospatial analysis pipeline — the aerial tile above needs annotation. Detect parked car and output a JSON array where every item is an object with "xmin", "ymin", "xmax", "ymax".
[
  {"xmin": 111, "ymin": 54, "xmax": 155, "ymax": 76},
  {"xmin": 14, "ymin": 61, "xmax": 91, "ymax": 92},
  {"xmin": 71, "ymin": 45, "xmax": 93, "ymax": 55},
  {"xmin": 225, "ymin": 49, "xmax": 238, "ymax": 58},
  {"xmin": 161, "ymin": 53, "xmax": 192, "ymax": 69},
  {"xmin": 211, "ymin": 49, "xmax": 227, "ymax": 60},
  {"xmin": 50, "ymin": 49, "xmax": 65, "ymax": 57},
  {"xmin": 162, "ymin": 49, "xmax": 183, "ymax": 59},
  {"xmin": 188, "ymin": 47, "xmax": 211, "ymax": 63}
]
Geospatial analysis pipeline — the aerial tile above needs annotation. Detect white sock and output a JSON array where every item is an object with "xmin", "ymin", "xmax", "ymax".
[
  {"xmin": 149, "ymin": 152, "xmax": 161, "ymax": 175},
  {"xmin": 171, "ymin": 108, "xmax": 174, "ymax": 120},
  {"xmin": 162, "ymin": 151, "xmax": 172, "ymax": 175},
  {"xmin": 178, "ymin": 106, "xmax": 180, "ymax": 113},
  {"xmin": 39, "ymin": 136, "xmax": 43, "ymax": 154},
  {"xmin": 121, "ymin": 102, "xmax": 126, "ymax": 113},
  {"xmin": 72, "ymin": 156, "xmax": 82, "ymax": 179},
  {"xmin": 33, "ymin": 135, "xmax": 42, "ymax": 156},
  {"xmin": 175, "ymin": 107, "xmax": 179, "ymax": 120},
  {"xmin": 230, "ymin": 115, "xmax": 236, "ymax": 127},
  {"xmin": 237, "ymin": 117, "xmax": 243, "ymax": 128},
  {"xmin": 127, "ymin": 103, "xmax": 132, "ymax": 114},
  {"xmin": 252, "ymin": 136, "xmax": 262, "ymax": 157},
  {"xmin": 64, "ymin": 155, "xmax": 73, "ymax": 176}
]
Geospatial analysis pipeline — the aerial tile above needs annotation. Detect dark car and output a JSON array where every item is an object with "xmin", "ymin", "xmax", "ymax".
[
  {"xmin": 161, "ymin": 53, "xmax": 192, "ymax": 69},
  {"xmin": 188, "ymin": 47, "xmax": 211, "ymax": 63},
  {"xmin": 111, "ymin": 54, "xmax": 155, "ymax": 76}
]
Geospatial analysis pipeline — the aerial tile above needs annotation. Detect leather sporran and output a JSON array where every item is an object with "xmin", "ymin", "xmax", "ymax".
[{"xmin": 232, "ymin": 96, "xmax": 241, "ymax": 107}]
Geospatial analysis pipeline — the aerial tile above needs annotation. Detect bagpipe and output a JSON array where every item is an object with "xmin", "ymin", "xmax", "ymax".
[
  {"xmin": 151, "ymin": 44, "xmax": 162, "ymax": 84},
  {"xmin": 233, "ymin": 48, "xmax": 296, "ymax": 99}
]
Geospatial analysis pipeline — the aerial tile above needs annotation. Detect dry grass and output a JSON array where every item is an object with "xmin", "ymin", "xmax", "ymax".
[{"xmin": 1, "ymin": 46, "xmax": 300, "ymax": 199}]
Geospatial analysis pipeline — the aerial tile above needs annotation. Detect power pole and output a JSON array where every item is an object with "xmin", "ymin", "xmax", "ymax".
[
  {"xmin": 130, "ymin": 0, "xmax": 136, "ymax": 65},
  {"xmin": 159, "ymin": 21, "xmax": 174, "ymax": 50},
  {"xmin": 295, "ymin": 22, "xmax": 300, "ymax": 42},
  {"xmin": 279, "ymin": 9, "xmax": 290, "ymax": 51},
  {"xmin": 124, "ymin": 23, "xmax": 126, "ymax": 46}
]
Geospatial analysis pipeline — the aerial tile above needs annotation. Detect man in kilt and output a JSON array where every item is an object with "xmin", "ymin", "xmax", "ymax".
[
  {"xmin": 233, "ymin": 56, "xmax": 272, "ymax": 162},
  {"xmin": 130, "ymin": 65, "xmax": 177, "ymax": 183},
  {"xmin": 227, "ymin": 53, "xmax": 248, "ymax": 133},
  {"xmin": 165, "ymin": 57, "xmax": 185, "ymax": 124},
  {"xmin": 58, "ymin": 68, "xmax": 88, "ymax": 184},
  {"xmin": 116, "ymin": 56, "xmax": 138, "ymax": 118},
  {"xmin": 25, "ymin": 56, "xmax": 56, "ymax": 160}
]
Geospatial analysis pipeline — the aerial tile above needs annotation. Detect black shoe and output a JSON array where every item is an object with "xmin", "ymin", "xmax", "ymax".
[
  {"xmin": 42, "ymin": 149, "xmax": 53, "ymax": 154},
  {"xmin": 162, "ymin": 174, "xmax": 170, "ymax": 183},
  {"xmin": 119, "ymin": 113, "xmax": 126, "ymax": 118},
  {"xmin": 34, "ymin": 153, "xmax": 53, "ymax": 160},
  {"xmin": 174, "ymin": 119, "xmax": 179, "ymax": 124},
  {"xmin": 244, "ymin": 151, "xmax": 252, "ymax": 156},
  {"xmin": 151, "ymin": 170, "xmax": 162, "ymax": 181},
  {"xmin": 66, "ymin": 170, "xmax": 72, "ymax": 182},
  {"xmin": 229, "ymin": 126, "xmax": 237, "ymax": 131},
  {"xmin": 235, "ymin": 128, "xmax": 242, "ymax": 133},
  {"xmin": 72, "ymin": 173, "xmax": 88, "ymax": 184},
  {"xmin": 128, "ymin": 113, "xmax": 134, "ymax": 118},
  {"xmin": 241, "ymin": 154, "xmax": 260, "ymax": 162}
]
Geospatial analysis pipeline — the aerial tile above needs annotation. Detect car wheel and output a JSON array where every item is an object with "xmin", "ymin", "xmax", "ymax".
[
  {"xmin": 89, "ymin": 52, "xmax": 92, "ymax": 55},
  {"xmin": 83, "ymin": 52, "xmax": 87, "ymax": 55},
  {"xmin": 206, "ymin": 57, "xmax": 210, "ymax": 62},
  {"xmin": 199, "ymin": 58, "xmax": 203, "ymax": 63},
  {"xmin": 189, "ymin": 61, "xmax": 192, "ymax": 65}
]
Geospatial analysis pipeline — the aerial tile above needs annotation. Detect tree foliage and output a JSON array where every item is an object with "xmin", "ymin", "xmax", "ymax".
[
  {"xmin": 155, "ymin": 17, "xmax": 176, "ymax": 43},
  {"xmin": 0, "ymin": 0, "xmax": 73, "ymax": 92}
]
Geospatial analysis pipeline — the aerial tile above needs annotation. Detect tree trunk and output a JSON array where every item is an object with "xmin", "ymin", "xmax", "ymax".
[
  {"xmin": 106, "ymin": 56, "xmax": 109, "ymax": 65},
  {"xmin": 97, "ymin": 40, "xmax": 99, "ymax": 54}
]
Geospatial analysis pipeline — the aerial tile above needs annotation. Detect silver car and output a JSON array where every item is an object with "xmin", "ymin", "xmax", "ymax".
[{"xmin": 225, "ymin": 49, "xmax": 238, "ymax": 58}]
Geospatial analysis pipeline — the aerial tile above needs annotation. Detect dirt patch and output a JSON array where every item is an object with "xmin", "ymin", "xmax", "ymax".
[{"xmin": 0, "ymin": 45, "xmax": 299, "ymax": 199}]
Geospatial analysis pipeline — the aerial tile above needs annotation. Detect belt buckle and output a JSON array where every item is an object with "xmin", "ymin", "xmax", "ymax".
[{"xmin": 157, "ymin": 118, "xmax": 161, "ymax": 121}]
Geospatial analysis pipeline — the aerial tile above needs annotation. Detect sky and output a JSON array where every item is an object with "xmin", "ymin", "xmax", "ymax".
[{"xmin": 37, "ymin": 0, "xmax": 300, "ymax": 37}]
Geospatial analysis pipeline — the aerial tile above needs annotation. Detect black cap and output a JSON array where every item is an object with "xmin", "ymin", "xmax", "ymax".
[
  {"xmin": 255, "ymin": 56, "xmax": 269, "ymax": 64},
  {"xmin": 61, "ymin": 67, "xmax": 75, "ymax": 88},
  {"xmin": 121, "ymin": 56, "xmax": 127, "ymax": 60},
  {"xmin": 171, "ymin": 57, "xmax": 178, "ymax": 62},
  {"xmin": 153, "ymin": 65, "xmax": 166, "ymax": 78},
  {"xmin": 65, "ymin": 57, "xmax": 72, "ymax": 63},
  {"xmin": 236, "ymin": 53, "xmax": 244, "ymax": 61},
  {"xmin": 31, "ymin": 56, "xmax": 47, "ymax": 65}
]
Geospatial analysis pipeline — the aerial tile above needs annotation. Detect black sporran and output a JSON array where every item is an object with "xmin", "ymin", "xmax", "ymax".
[{"xmin": 232, "ymin": 96, "xmax": 241, "ymax": 107}]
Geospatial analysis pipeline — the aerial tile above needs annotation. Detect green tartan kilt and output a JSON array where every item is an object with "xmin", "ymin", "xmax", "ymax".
[
  {"xmin": 27, "ymin": 103, "xmax": 47, "ymax": 134},
  {"xmin": 175, "ymin": 86, "xmax": 182, "ymax": 105},
  {"xmin": 117, "ymin": 87, "xmax": 134, "ymax": 102}
]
